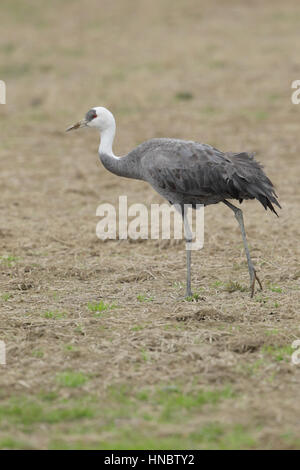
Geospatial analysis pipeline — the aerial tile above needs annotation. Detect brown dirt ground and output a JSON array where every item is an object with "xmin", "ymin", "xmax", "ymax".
[{"xmin": 0, "ymin": 0, "xmax": 299, "ymax": 449}]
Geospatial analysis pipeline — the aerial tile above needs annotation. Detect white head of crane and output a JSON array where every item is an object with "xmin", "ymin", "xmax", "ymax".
[{"xmin": 66, "ymin": 106, "xmax": 116, "ymax": 156}]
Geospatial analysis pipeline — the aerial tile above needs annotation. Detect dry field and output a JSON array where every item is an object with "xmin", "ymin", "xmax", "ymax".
[{"xmin": 0, "ymin": 0, "xmax": 300, "ymax": 450}]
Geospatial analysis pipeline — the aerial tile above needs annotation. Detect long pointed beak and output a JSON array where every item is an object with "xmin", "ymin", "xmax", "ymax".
[{"xmin": 66, "ymin": 118, "xmax": 88, "ymax": 132}]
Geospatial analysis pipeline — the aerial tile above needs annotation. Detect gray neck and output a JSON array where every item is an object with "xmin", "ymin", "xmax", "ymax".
[
  {"xmin": 99, "ymin": 153, "xmax": 135, "ymax": 179},
  {"xmin": 98, "ymin": 126, "xmax": 141, "ymax": 180}
]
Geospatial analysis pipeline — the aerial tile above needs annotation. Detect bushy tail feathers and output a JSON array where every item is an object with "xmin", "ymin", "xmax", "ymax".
[{"xmin": 232, "ymin": 152, "xmax": 281, "ymax": 216}]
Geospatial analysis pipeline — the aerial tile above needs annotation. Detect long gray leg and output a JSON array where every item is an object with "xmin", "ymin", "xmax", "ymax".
[
  {"xmin": 223, "ymin": 200, "xmax": 262, "ymax": 297},
  {"xmin": 181, "ymin": 204, "xmax": 193, "ymax": 298}
]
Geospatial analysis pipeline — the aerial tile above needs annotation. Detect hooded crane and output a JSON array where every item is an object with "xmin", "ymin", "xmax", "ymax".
[{"xmin": 67, "ymin": 107, "xmax": 281, "ymax": 298}]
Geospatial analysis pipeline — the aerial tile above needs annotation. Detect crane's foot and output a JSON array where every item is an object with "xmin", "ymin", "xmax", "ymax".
[
  {"xmin": 185, "ymin": 291, "xmax": 193, "ymax": 299},
  {"xmin": 175, "ymin": 290, "xmax": 193, "ymax": 301},
  {"xmin": 250, "ymin": 269, "xmax": 263, "ymax": 298}
]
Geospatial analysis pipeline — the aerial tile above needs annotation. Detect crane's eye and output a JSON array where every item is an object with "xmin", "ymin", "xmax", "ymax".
[{"xmin": 85, "ymin": 109, "xmax": 97, "ymax": 121}]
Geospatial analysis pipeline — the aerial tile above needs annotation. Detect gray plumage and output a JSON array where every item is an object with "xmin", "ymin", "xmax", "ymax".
[
  {"xmin": 100, "ymin": 137, "xmax": 280, "ymax": 298},
  {"xmin": 68, "ymin": 107, "xmax": 281, "ymax": 298},
  {"xmin": 107, "ymin": 138, "xmax": 280, "ymax": 215}
]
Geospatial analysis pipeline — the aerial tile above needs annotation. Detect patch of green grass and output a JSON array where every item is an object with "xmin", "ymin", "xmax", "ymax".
[
  {"xmin": 190, "ymin": 423, "xmax": 256, "ymax": 450},
  {"xmin": 1, "ymin": 293, "xmax": 12, "ymax": 301},
  {"xmin": 243, "ymin": 110, "xmax": 269, "ymax": 122},
  {"xmin": 0, "ymin": 397, "xmax": 94, "ymax": 426},
  {"xmin": 48, "ymin": 435, "xmax": 182, "ymax": 450},
  {"xmin": 38, "ymin": 391, "xmax": 59, "ymax": 402},
  {"xmin": 174, "ymin": 91, "xmax": 194, "ymax": 101},
  {"xmin": 224, "ymin": 281, "xmax": 247, "ymax": 293},
  {"xmin": 64, "ymin": 344, "xmax": 79, "ymax": 353},
  {"xmin": 202, "ymin": 106, "xmax": 218, "ymax": 115},
  {"xmin": 136, "ymin": 390, "xmax": 150, "ymax": 401},
  {"xmin": 265, "ymin": 329, "xmax": 279, "ymax": 336},
  {"xmin": 216, "ymin": 424, "xmax": 256, "ymax": 449},
  {"xmin": 269, "ymin": 285, "xmax": 282, "ymax": 293},
  {"xmin": 32, "ymin": 349, "xmax": 44, "ymax": 358},
  {"xmin": 262, "ymin": 345, "xmax": 294, "ymax": 362},
  {"xmin": 131, "ymin": 325, "xmax": 144, "ymax": 332},
  {"xmin": 50, "ymin": 421, "xmax": 255, "ymax": 450},
  {"xmin": 190, "ymin": 422, "xmax": 223, "ymax": 442},
  {"xmin": 43, "ymin": 310, "xmax": 67, "ymax": 319},
  {"xmin": 156, "ymin": 386, "xmax": 235, "ymax": 421},
  {"xmin": 233, "ymin": 262, "xmax": 243, "ymax": 271},
  {"xmin": 0, "ymin": 63, "xmax": 32, "ymax": 78},
  {"xmin": 0, "ymin": 384, "xmax": 241, "ymax": 449},
  {"xmin": 140, "ymin": 348, "xmax": 149, "ymax": 362},
  {"xmin": 211, "ymin": 280, "xmax": 224, "ymax": 288},
  {"xmin": 0, "ymin": 43, "xmax": 16, "ymax": 54},
  {"xmin": 137, "ymin": 294, "xmax": 154, "ymax": 302},
  {"xmin": 208, "ymin": 60, "xmax": 227, "ymax": 69},
  {"xmin": 87, "ymin": 300, "xmax": 117, "ymax": 315},
  {"xmin": 1, "ymin": 1, "xmax": 44, "ymax": 25},
  {"xmin": 255, "ymin": 295, "xmax": 269, "ymax": 304},
  {"xmin": 253, "ymin": 110, "xmax": 269, "ymax": 121},
  {"xmin": 46, "ymin": 406, "xmax": 94, "ymax": 422},
  {"xmin": 74, "ymin": 325, "xmax": 84, "ymax": 334},
  {"xmin": 268, "ymin": 93, "xmax": 281, "ymax": 102},
  {"xmin": 106, "ymin": 385, "xmax": 132, "ymax": 405},
  {"xmin": 0, "ymin": 437, "xmax": 32, "ymax": 450},
  {"xmin": 0, "ymin": 255, "xmax": 19, "ymax": 267},
  {"xmin": 173, "ymin": 281, "xmax": 183, "ymax": 289},
  {"xmin": 280, "ymin": 431, "xmax": 300, "ymax": 448},
  {"xmin": 185, "ymin": 292, "xmax": 203, "ymax": 302},
  {"xmin": 240, "ymin": 359, "xmax": 264, "ymax": 377},
  {"xmin": 56, "ymin": 371, "xmax": 89, "ymax": 388}
]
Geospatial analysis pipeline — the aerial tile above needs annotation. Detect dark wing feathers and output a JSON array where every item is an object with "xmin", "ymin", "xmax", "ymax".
[{"xmin": 141, "ymin": 140, "xmax": 281, "ymax": 215}]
